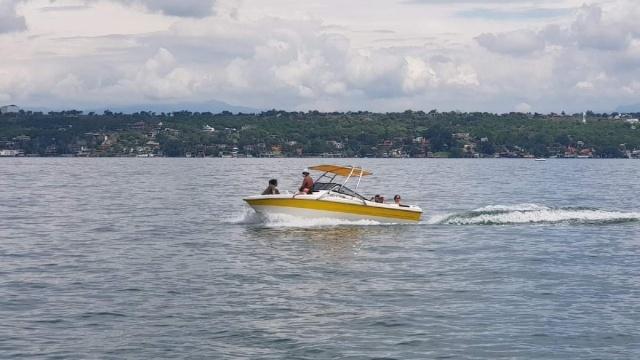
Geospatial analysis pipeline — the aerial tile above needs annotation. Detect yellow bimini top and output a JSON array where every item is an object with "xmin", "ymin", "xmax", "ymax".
[{"xmin": 309, "ymin": 165, "xmax": 372, "ymax": 177}]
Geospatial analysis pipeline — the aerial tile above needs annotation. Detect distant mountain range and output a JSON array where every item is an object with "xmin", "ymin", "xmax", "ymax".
[
  {"xmin": 25, "ymin": 99, "xmax": 261, "ymax": 114},
  {"xmin": 615, "ymin": 103, "xmax": 640, "ymax": 113},
  {"xmin": 19, "ymin": 100, "xmax": 640, "ymax": 115}
]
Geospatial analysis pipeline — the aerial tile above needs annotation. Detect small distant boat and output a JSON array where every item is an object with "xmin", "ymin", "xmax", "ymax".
[
  {"xmin": 534, "ymin": 158, "xmax": 546, "ymax": 161},
  {"xmin": 244, "ymin": 165, "xmax": 423, "ymax": 223}
]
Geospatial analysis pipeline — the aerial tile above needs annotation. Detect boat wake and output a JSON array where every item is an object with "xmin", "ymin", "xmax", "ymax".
[
  {"xmin": 262, "ymin": 214, "xmax": 386, "ymax": 228},
  {"xmin": 428, "ymin": 204, "xmax": 640, "ymax": 225},
  {"xmin": 229, "ymin": 203, "xmax": 640, "ymax": 228},
  {"xmin": 227, "ymin": 208, "xmax": 388, "ymax": 228},
  {"xmin": 227, "ymin": 207, "xmax": 264, "ymax": 225}
]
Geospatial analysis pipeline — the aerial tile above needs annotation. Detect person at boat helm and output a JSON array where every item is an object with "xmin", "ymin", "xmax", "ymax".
[
  {"xmin": 298, "ymin": 169, "xmax": 314, "ymax": 195},
  {"xmin": 394, "ymin": 194, "xmax": 409, "ymax": 207},
  {"xmin": 262, "ymin": 179, "xmax": 280, "ymax": 195},
  {"xmin": 372, "ymin": 194, "xmax": 384, "ymax": 203}
]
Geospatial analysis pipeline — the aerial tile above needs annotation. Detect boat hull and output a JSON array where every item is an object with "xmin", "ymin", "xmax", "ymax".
[{"xmin": 244, "ymin": 196, "xmax": 422, "ymax": 223}]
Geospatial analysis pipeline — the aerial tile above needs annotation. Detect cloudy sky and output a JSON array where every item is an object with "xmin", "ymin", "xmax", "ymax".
[{"xmin": 1, "ymin": 0, "xmax": 639, "ymax": 112}]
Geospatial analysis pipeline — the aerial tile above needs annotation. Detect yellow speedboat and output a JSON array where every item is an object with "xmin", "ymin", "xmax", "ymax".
[{"xmin": 243, "ymin": 165, "xmax": 423, "ymax": 223}]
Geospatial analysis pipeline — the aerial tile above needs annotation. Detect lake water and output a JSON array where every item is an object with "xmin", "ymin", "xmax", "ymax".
[{"xmin": 1, "ymin": 158, "xmax": 639, "ymax": 359}]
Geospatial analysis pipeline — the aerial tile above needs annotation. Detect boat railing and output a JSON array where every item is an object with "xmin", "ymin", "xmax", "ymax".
[{"xmin": 312, "ymin": 182, "xmax": 367, "ymax": 201}]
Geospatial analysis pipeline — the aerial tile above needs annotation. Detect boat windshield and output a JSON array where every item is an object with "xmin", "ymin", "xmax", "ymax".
[{"xmin": 313, "ymin": 182, "xmax": 366, "ymax": 200}]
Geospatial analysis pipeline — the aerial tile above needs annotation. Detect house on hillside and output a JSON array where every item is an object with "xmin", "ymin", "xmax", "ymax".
[
  {"xmin": 130, "ymin": 121, "xmax": 146, "ymax": 130},
  {"xmin": 0, "ymin": 105, "xmax": 20, "ymax": 114}
]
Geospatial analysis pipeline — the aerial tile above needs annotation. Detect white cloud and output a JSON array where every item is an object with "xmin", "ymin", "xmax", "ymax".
[
  {"xmin": 468, "ymin": 1, "xmax": 640, "ymax": 111},
  {"xmin": 478, "ymin": 2, "xmax": 640, "ymax": 55},
  {"xmin": 515, "ymin": 102, "xmax": 531, "ymax": 112},
  {"xmin": 476, "ymin": 29, "xmax": 545, "ymax": 55},
  {"xmin": 444, "ymin": 64, "xmax": 480, "ymax": 87},
  {"xmin": 402, "ymin": 56, "xmax": 438, "ymax": 93},
  {"xmin": 571, "ymin": 4, "xmax": 631, "ymax": 51},
  {"xmin": 574, "ymin": 81, "xmax": 593, "ymax": 91},
  {"xmin": 2, "ymin": 0, "xmax": 640, "ymax": 113},
  {"xmin": 119, "ymin": 48, "xmax": 195, "ymax": 99},
  {"xmin": 133, "ymin": 0, "xmax": 216, "ymax": 18},
  {"xmin": 91, "ymin": 0, "xmax": 217, "ymax": 18},
  {"xmin": 52, "ymin": 73, "xmax": 84, "ymax": 98},
  {"xmin": 0, "ymin": 0, "xmax": 26, "ymax": 33}
]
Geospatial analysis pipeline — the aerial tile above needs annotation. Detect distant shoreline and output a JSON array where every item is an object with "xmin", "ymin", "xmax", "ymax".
[
  {"xmin": 1, "ymin": 110, "xmax": 639, "ymax": 159},
  {"xmin": 0, "ymin": 156, "xmax": 635, "ymax": 160}
]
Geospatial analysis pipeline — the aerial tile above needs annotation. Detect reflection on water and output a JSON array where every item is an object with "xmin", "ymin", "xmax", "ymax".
[{"xmin": 244, "ymin": 225, "xmax": 372, "ymax": 257}]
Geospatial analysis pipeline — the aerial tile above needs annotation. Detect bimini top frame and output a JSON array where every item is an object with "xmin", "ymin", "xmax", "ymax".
[{"xmin": 309, "ymin": 164, "xmax": 371, "ymax": 191}]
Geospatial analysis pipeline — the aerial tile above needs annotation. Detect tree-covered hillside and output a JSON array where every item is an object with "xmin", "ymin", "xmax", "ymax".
[{"xmin": 1, "ymin": 109, "xmax": 639, "ymax": 158}]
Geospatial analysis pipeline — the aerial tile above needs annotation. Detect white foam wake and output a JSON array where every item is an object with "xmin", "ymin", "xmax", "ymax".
[
  {"xmin": 473, "ymin": 203, "xmax": 550, "ymax": 212},
  {"xmin": 230, "ymin": 204, "xmax": 640, "ymax": 227},
  {"xmin": 432, "ymin": 204, "xmax": 640, "ymax": 225},
  {"xmin": 226, "ymin": 206, "xmax": 262, "ymax": 224},
  {"xmin": 226, "ymin": 208, "xmax": 387, "ymax": 228},
  {"xmin": 260, "ymin": 213, "xmax": 386, "ymax": 228}
]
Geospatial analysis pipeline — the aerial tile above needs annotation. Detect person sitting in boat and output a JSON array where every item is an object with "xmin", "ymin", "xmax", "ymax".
[
  {"xmin": 298, "ymin": 169, "xmax": 314, "ymax": 194},
  {"xmin": 262, "ymin": 179, "xmax": 280, "ymax": 195},
  {"xmin": 394, "ymin": 194, "xmax": 409, "ymax": 207},
  {"xmin": 372, "ymin": 194, "xmax": 384, "ymax": 203}
]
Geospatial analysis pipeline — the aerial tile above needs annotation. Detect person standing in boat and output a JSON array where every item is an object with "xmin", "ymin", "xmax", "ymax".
[
  {"xmin": 298, "ymin": 169, "xmax": 314, "ymax": 194},
  {"xmin": 262, "ymin": 179, "xmax": 280, "ymax": 195}
]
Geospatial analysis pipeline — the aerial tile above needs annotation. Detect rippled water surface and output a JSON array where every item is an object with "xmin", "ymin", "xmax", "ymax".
[{"xmin": 1, "ymin": 158, "xmax": 639, "ymax": 359}]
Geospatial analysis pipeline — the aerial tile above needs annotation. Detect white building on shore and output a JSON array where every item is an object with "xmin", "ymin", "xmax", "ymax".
[
  {"xmin": 0, "ymin": 105, "xmax": 20, "ymax": 114},
  {"xmin": 0, "ymin": 149, "xmax": 24, "ymax": 157}
]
